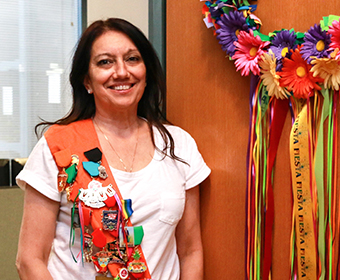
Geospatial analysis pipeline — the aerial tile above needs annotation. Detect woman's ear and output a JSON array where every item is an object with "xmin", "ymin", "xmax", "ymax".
[{"xmin": 84, "ymin": 76, "xmax": 92, "ymax": 94}]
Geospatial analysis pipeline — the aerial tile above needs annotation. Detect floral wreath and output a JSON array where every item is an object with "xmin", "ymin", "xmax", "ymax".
[
  {"xmin": 202, "ymin": 0, "xmax": 340, "ymax": 99},
  {"xmin": 202, "ymin": 1, "xmax": 340, "ymax": 280}
]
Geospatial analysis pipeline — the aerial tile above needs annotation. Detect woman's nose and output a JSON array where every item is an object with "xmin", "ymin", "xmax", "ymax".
[{"xmin": 113, "ymin": 60, "xmax": 130, "ymax": 79}]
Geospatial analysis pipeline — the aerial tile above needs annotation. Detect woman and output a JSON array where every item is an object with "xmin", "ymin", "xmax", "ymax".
[{"xmin": 16, "ymin": 18, "xmax": 210, "ymax": 280}]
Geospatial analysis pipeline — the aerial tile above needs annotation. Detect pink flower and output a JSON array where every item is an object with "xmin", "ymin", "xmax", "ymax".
[
  {"xmin": 328, "ymin": 19, "xmax": 340, "ymax": 59},
  {"xmin": 232, "ymin": 29, "xmax": 270, "ymax": 76}
]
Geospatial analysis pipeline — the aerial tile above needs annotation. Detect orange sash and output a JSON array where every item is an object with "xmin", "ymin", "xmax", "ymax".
[{"xmin": 45, "ymin": 119, "xmax": 151, "ymax": 279}]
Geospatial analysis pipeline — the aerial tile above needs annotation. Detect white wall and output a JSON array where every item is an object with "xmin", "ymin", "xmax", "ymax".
[{"xmin": 87, "ymin": 0, "xmax": 149, "ymax": 37}]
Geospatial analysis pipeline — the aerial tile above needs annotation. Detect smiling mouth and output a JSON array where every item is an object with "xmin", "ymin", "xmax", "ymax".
[{"xmin": 110, "ymin": 84, "xmax": 134, "ymax": 91}]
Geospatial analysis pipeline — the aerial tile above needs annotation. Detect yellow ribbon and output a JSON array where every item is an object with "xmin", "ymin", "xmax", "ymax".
[{"xmin": 290, "ymin": 104, "xmax": 317, "ymax": 280}]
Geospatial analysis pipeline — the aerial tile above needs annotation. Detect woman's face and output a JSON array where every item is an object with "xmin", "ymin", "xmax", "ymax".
[{"xmin": 84, "ymin": 30, "xmax": 147, "ymax": 115}]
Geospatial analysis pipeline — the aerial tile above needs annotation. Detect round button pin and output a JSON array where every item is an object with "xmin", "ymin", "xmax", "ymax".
[{"xmin": 119, "ymin": 267, "xmax": 129, "ymax": 279}]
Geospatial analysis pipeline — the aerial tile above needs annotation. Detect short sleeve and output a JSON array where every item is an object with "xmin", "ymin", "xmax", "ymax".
[
  {"xmin": 166, "ymin": 126, "xmax": 211, "ymax": 190},
  {"xmin": 16, "ymin": 136, "xmax": 61, "ymax": 202}
]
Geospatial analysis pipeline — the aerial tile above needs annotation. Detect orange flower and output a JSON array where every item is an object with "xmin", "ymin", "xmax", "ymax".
[{"xmin": 278, "ymin": 47, "xmax": 323, "ymax": 99}]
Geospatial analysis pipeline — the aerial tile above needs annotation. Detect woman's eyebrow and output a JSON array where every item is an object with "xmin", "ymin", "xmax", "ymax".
[{"xmin": 93, "ymin": 48, "xmax": 140, "ymax": 59}]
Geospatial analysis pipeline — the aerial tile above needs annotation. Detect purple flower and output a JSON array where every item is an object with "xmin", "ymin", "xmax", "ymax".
[
  {"xmin": 300, "ymin": 24, "xmax": 332, "ymax": 63},
  {"xmin": 216, "ymin": 10, "xmax": 249, "ymax": 57},
  {"xmin": 269, "ymin": 30, "xmax": 297, "ymax": 61}
]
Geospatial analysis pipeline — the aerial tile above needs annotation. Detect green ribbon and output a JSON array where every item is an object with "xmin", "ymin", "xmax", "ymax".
[
  {"xmin": 327, "ymin": 90, "xmax": 335, "ymax": 279},
  {"xmin": 69, "ymin": 191, "xmax": 81, "ymax": 263},
  {"xmin": 315, "ymin": 87, "xmax": 329, "ymax": 280}
]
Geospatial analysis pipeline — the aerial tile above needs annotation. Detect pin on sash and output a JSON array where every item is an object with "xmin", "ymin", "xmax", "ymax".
[{"xmin": 84, "ymin": 147, "xmax": 108, "ymax": 179}]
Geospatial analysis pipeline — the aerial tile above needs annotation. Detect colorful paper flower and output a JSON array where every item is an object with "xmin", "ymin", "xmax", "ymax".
[
  {"xmin": 216, "ymin": 10, "xmax": 249, "ymax": 57},
  {"xmin": 270, "ymin": 30, "xmax": 297, "ymax": 60},
  {"xmin": 232, "ymin": 29, "xmax": 270, "ymax": 76},
  {"xmin": 300, "ymin": 24, "xmax": 332, "ymax": 63},
  {"xmin": 328, "ymin": 19, "xmax": 340, "ymax": 59},
  {"xmin": 310, "ymin": 57, "xmax": 340, "ymax": 90},
  {"xmin": 259, "ymin": 50, "xmax": 291, "ymax": 99},
  {"xmin": 279, "ymin": 47, "xmax": 323, "ymax": 99}
]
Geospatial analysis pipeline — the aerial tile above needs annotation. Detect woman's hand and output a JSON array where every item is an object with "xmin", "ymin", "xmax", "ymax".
[
  {"xmin": 176, "ymin": 186, "xmax": 204, "ymax": 280},
  {"xmin": 16, "ymin": 185, "xmax": 59, "ymax": 280}
]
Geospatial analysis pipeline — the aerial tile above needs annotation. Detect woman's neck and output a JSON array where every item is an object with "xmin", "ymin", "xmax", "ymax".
[{"xmin": 93, "ymin": 112, "xmax": 141, "ymax": 138}]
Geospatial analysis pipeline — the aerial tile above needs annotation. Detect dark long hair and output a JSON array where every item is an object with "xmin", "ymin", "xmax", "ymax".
[{"xmin": 36, "ymin": 18, "xmax": 183, "ymax": 163}]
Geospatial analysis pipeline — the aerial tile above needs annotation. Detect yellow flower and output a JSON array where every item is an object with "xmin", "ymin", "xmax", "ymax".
[
  {"xmin": 259, "ymin": 50, "xmax": 291, "ymax": 99},
  {"xmin": 310, "ymin": 57, "xmax": 340, "ymax": 90}
]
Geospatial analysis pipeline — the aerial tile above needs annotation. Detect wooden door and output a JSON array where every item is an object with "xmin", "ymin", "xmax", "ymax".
[{"xmin": 167, "ymin": 0, "xmax": 340, "ymax": 279}]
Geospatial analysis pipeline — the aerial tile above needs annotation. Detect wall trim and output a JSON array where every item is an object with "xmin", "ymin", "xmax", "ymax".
[
  {"xmin": 148, "ymin": 0, "xmax": 166, "ymax": 70},
  {"xmin": 80, "ymin": 0, "xmax": 87, "ymax": 32}
]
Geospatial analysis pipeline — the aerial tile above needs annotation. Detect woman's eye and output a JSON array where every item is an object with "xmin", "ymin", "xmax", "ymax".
[
  {"xmin": 127, "ymin": 56, "xmax": 141, "ymax": 63},
  {"xmin": 98, "ymin": 59, "xmax": 112, "ymax": 66}
]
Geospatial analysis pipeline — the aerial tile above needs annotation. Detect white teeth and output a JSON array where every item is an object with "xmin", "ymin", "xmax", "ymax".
[{"xmin": 113, "ymin": 85, "xmax": 131, "ymax": 90}]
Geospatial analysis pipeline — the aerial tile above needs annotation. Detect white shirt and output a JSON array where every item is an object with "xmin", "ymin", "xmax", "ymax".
[{"xmin": 17, "ymin": 125, "xmax": 211, "ymax": 280}]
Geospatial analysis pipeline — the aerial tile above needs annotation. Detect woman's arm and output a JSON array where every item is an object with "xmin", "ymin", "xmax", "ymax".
[
  {"xmin": 16, "ymin": 185, "xmax": 60, "ymax": 280},
  {"xmin": 176, "ymin": 186, "xmax": 204, "ymax": 280}
]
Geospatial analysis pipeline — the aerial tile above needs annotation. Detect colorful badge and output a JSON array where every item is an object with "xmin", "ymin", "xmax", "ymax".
[
  {"xmin": 102, "ymin": 210, "xmax": 118, "ymax": 231},
  {"xmin": 119, "ymin": 226, "xmax": 144, "ymax": 247},
  {"xmin": 78, "ymin": 181, "xmax": 116, "ymax": 208},
  {"xmin": 119, "ymin": 267, "xmax": 129, "ymax": 279},
  {"xmin": 128, "ymin": 249, "xmax": 147, "ymax": 279},
  {"xmin": 83, "ymin": 147, "xmax": 108, "ymax": 179},
  {"xmin": 92, "ymin": 251, "xmax": 112, "ymax": 274}
]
